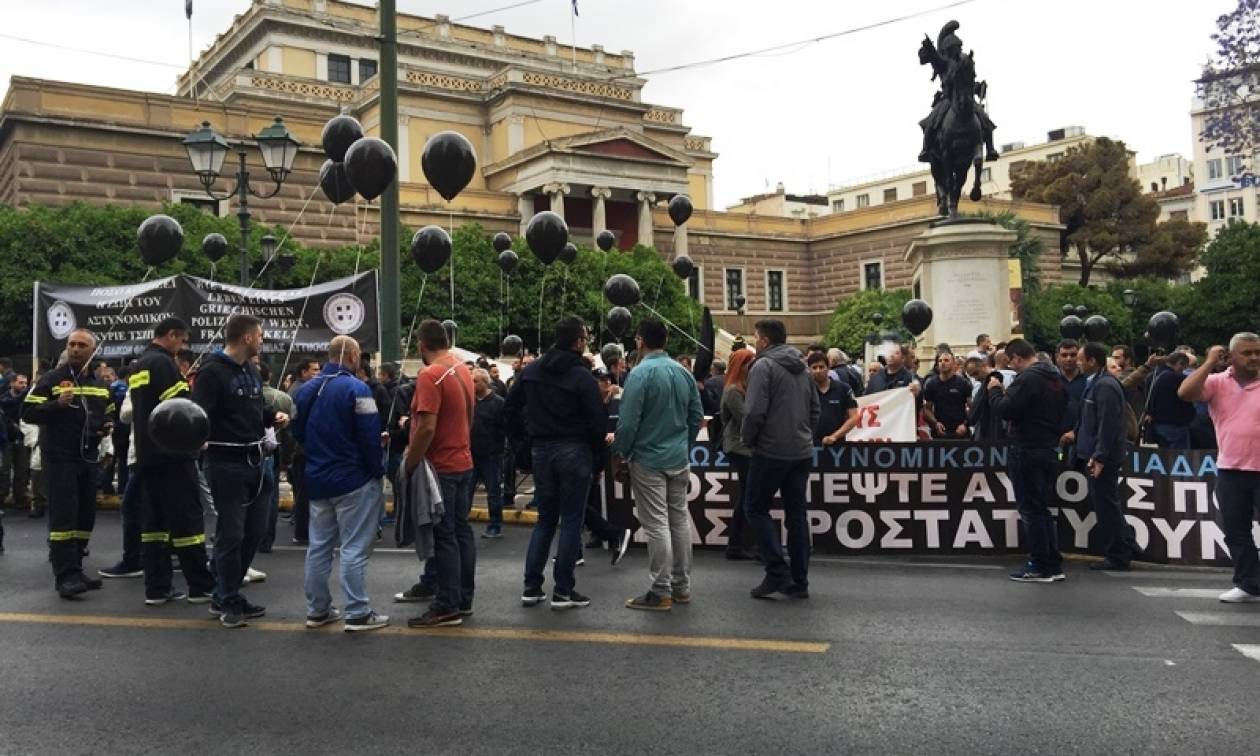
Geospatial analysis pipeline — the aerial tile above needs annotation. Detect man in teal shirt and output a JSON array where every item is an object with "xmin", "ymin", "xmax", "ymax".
[{"xmin": 612, "ymin": 319, "xmax": 703, "ymax": 612}]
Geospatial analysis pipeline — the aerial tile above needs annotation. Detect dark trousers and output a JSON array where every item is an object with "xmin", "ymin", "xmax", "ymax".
[
  {"xmin": 1087, "ymin": 462, "xmax": 1139, "ymax": 564},
  {"xmin": 585, "ymin": 474, "xmax": 620, "ymax": 543},
  {"xmin": 207, "ymin": 460, "xmax": 271, "ymax": 607},
  {"xmin": 726, "ymin": 452, "xmax": 753, "ymax": 552},
  {"xmin": 524, "ymin": 443, "xmax": 591, "ymax": 596},
  {"xmin": 45, "ymin": 459, "xmax": 96, "ymax": 583},
  {"xmin": 120, "ymin": 465, "xmax": 142, "ymax": 569},
  {"xmin": 140, "ymin": 460, "xmax": 215, "ymax": 598},
  {"xmin": 290, "ymin": 453, "xmax": 309, "ymax": 541},
  {"xmin": 261, "ymin": 455, "xmax": 278, "ymax": 550},
  {"xmin": 503, "ymin": 445, "xmax": 518, "ymax": 501},
  {"xmin": 1, "ymin": 442, "xmax": 31, "ymax": 509},
  {"xmin": 1217, "ymin": 469, "xmax": 1260, "ymax": 594},
  {"xmin": 431, "ymin": 469, "xmax": 476, "ymax": 613},
  {"xmin": 112, "ymin": 427, "xmax": 130, "ymax": 496},
  {"xmin": 473, "ymin": 451, "xmax": 504, "ymax": 527},
  {"xmin": 1009, "ymin": 446, "xmax": 1062, "ymax": 573},
  {"xmin": 745, "ymin": 454, "xmax": 811, "ymax": 588}
]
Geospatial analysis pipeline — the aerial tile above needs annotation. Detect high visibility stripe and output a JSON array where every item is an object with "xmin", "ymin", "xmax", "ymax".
[
  {"xmin": 129, "ymin": 370, "xmax": 151, "ymax": 389},
  {"xmin": 171, "ymin": 534, "xmax": 205, "ymax": 548},
  {"xmin": 48, "ymin": 531, "xmax": 75, "ymax": 542},
  {"xmin": 159, "ymin": 381, "xmax": 190, "ymax": 401},
  {"xmin": 71, "ymin": 530, "xmax": 92, "ymax": 540},
  {"xmin": 24, "ymin": 394, "xmax": 46, "ymax": 404},
  {"xmin": 140, "ymin": 532, "xmax": 170, "ymax": 543},
  {"xmin": 50, "ymin": 386, "xmax": 109, "ymax": 398},
  {"xmin": 105, "ymin": 403, "xmax": 116, "ymax": 414}
]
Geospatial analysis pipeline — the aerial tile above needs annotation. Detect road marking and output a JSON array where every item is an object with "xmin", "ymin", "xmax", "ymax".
[
  {"xmin": 1232, "ymin": 644, "xmax": 1260, "ymax": 663},
  {"xmin": 0, "ymin": 612, "xmax": 829, "ymax": 654},
  {"xmin": 1101, "ymin": 571, "xmax": 1229, "ymax": 581},
  {"xmin": 1175, "ymin": 611, "xmax": 1260, "ymax": 627},
  {"xmin": 1131, "ymin": 587, "xmax": 1224, "ymax": 599}
]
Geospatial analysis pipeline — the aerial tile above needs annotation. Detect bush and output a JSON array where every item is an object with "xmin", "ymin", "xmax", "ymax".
[{"xmin": 824, "ymin": 289, "xmax": 912, "ymax": 357}]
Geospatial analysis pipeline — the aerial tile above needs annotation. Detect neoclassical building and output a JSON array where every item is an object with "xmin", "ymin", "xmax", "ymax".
[{"xmin": 0, "ymin": 0, "xmax": 1064, "ymax": 343}]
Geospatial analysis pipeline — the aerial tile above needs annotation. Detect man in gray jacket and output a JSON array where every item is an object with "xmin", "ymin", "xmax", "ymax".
[
  {"xmin": 1075, "ymin": 341, "xmax": 1140, "ymax": 570},
  {"xmin": 741, "ymin": 319, "xmax": 820, "ymax": 600}
]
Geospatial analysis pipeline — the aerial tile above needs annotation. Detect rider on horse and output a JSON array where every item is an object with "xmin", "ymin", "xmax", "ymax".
[{"xmin": 918, "ymin": 21, "xmax": 999, "ymax": 165}]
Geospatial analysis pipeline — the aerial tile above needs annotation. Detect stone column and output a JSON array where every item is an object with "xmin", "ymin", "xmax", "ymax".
[
  {"xmin": 636, "ymin": 191, "xmax": 656, "ymax": 249},
  {"xmin": 517, "ymin": 193, "xmax": 534, "ymax": 236},
  {"xmin": 673, "ymin": 225, "xmax": 689, "ymax": 259},
  {"xmin": 590, "ymin": 186, "xmax": 612, "ymax": 236},
  {"xmin": 544, "ymin": 182, "xmax": 570, "ymax": 221}
]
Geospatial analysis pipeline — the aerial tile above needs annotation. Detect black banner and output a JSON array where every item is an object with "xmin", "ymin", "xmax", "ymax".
[
  {"xmin": 606, "ymin": 443, "xmax": 1229, "ymax": 567},
  {"xmin": 34, "ymin": 272, "xmax": 378, "ymax": 362}
]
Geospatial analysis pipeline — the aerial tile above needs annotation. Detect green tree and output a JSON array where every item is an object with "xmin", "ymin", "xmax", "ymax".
[
  {"xmin": 1010, "ymin": 137, "xmax": 1160, "ymax": 287},
  {"xmin": 1183, "ymin": 220, "xmax": 1260, "ymax": 348},
  {"xmin": 1022, "ymin": 284, "xmax": 1133, "ymax": 351},
  {"xmin": 823, "ymin": 289, "xmax": 911, "ymax": 357},
  {"xmin": 1112, "ymin": 218, "xmax": 1208, "ymax": 280}
]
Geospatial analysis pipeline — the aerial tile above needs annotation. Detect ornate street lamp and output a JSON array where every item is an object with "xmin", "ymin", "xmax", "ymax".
[
  {"xmin": 1122, "ymin": 289, "xmax": 1138, "ymax": 308},
  {"xmin": 182, "ymin": 117, "xmax": 301, "ymax": 285}
]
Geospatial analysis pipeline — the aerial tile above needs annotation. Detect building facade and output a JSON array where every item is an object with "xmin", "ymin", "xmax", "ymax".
[{"xmin": 0, "ymin": 0, "xmax": 1063, "ymax": 344}]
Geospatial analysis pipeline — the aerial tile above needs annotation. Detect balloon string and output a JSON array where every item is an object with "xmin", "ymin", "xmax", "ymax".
[
  {"xmin": 352, "ymin": 200, "xmax": 371, "ymax": 278},
  {"xmin": 537, "ymin": 267, "xmax": 547, "ymax": 354},
  {"xmin": 277, "ymin": 253, "xmax": 323, "ymax": 389},
  {"xmin": 383, "ymin": 273, "xmax": 427, "ymax": 451},
  {"xmin": 448, "ymin": 206, "xmax": 455, "ymax": 320},
  {"xmin": 498, "ymin": 270, "xmax": 503, "ymax": 351},
  {"xmin": 638, "ymin": 301, "xmax": 711, "ymax": 352},
  {"xmin": 598, "ymin": 252, "xmax": 606, "ymax": 338},
  {"xmin": 83, "ymin": 265, "xmax": 157, "ymax": 368},
  {"xmin": 651, "ymin": 274, "xmax": 666, "ymax": 309},
  {"xmin": 208, "ymin": 261, "xmax": 216, "ymax": 286},
  {"xmin": 560, "ymin": 266, "xmax": 569, "ymax": 315}
]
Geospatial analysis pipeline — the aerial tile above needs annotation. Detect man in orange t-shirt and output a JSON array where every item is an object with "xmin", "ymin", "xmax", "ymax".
[{"xmin": 399, "ymin": 320, "xmax": 476, "ymax": 628}]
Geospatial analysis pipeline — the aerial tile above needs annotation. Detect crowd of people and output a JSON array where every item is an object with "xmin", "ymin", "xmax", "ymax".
[{"xmin": 3, "ymin": 313, "xmax": 1260, "ymax": 629}]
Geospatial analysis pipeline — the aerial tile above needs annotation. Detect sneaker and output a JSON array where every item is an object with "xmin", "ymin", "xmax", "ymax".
[
  {"xmin": 1219, "ymin": 587, "xmax": 1260, "ymax": 603},
  {"xmin": 1008, "ymin": 565, "xmax": 1057, "ymax": 583},
  {"xmin": 98, "ymin": 562, "xmax": 143, "ymax": 579},
  {"xmin": 552, "ymin": 555, "xmax": 586, "ymax": 567},
  {"xmin": 82, "ymin": 575, "xmax": 103, "ymax": 591},
  {"xmin": 457, "ymin": 606, "xmax": 474, "ymax": 617},
  {"xmin": 611, "ymin": 529, "xmax": 632, "ymax": 567},
  {"xmin": 145, "ymin": 590, "xmax": 187, "ymax": 606},
  {"xmin": 57, "ymin": 576, "xmax": 88, "ymax": 599},
  {"xmin": 220, "ymin": 605, "xmax": 247, "ymax": 629},
  {"xmin": 521, "ymin": 587, "xmax": 547, "ymax": 606},
  {"xmin": 750, "ymin": 577, "xmax": 793, "ymax": 599},
  {"xmin": 240, "ymin": 600, "xmax": 266, "ymax": 619},
  {"xmin": 671, "ymin": 589, "xmax": 692, "ymax": 604},
  {"xmin": 243, "ymin": 567, "xmax": 266, "ymax": 584},
  {"xmin": 208, "ymin": 601, "xmax": 225, "ymax": 617},
  {"xmin": 393, "ymin": 583, "xmax": 436, "ymax": 603},
  {"xmin": 625, "ymin": 591, "xmax": 672, "ymax": 612},
  {"xmin": 187, "ymin": 592, "xmax": 212, "ymax": 605},
  {"xmin": 1088, "ymin": 560, "xmax": 1130, "ymax": 571},
  {"xmin": 781, "ymin": 584, "xmax": 809, "ymax": 599},
  {"xmin": 482, "ymin": 526, "xmax": 503, "ymax": 539},
  {"xmin": 406, "ymin": 608, "xmax": 463, "ymax": 628},
  {"xmin": 550, "ymin": 590, "xmax": 591, "ymax": 610},
  {"xmin": 1050, "ymin": 572, "xmax": 1067, "ymax": 582},
  {"xmin": 306, "ymin": 608, "xmax": 344, "ymax": 628},
  {"xmin": 345, "ymin": 611, "xmax": 390, "ymax": 632}
]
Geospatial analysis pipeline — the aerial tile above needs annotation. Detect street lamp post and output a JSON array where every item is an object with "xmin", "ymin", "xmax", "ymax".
[{"xmin": 181, "ymin": 118, "xmax": 301, "ymax": 286}]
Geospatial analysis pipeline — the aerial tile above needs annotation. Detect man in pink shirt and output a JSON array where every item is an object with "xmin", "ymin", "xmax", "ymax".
[{"xmin": 1180, "ymin": 333, "xmax": 1260, "ymax": 602}]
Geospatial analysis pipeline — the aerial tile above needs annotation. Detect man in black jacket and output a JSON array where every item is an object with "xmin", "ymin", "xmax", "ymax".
[
  {"xmin": 1075, "ymin": 342, "xmax": 1141, "ymax": 570},
  {"xmin": 988, "ymin": 338, "xmax": 1067, "ymax": 583},
  {"xmin": 22, "ymin": 329, "xmax": 113, "ymax": 598},
  {"xmin": 504, "ymin": 316, "xmax": 606, "ymax": 609},
  {"xmin": 0, "ymin": 373, "xmax": 31, "ymax": 514},
  {"xmin": 129, "ymin": 317, "xmax": 216, "ymax": 605},
  {"xmin": 192, "ymin": 315, "xmax": 288, "ymax": 628},
  {"xmin": 471, "ymin": 368, "xmax": 507, "ymax": 538}
]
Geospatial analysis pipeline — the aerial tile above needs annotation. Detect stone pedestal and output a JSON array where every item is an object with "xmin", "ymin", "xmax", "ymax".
[{"xmin": 904, "ymin": 220, "xmax": 1018, "ymax": 356}]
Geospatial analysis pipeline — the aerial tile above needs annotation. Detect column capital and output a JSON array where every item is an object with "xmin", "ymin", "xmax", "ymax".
[
  {"xmin": 590, "ymin": 186, "xmax": 613, "ymax": 200},
  {"xmin": 543, "ymin": 182, "xmax": 570, "ymax": 196},
  {"xmin": 636, "ymin": 191, "xmax": 656, "ymax": 204}
]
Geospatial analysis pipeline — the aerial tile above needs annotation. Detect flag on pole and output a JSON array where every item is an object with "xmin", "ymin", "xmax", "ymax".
[
  {"xmin": 185, "ymin": 0, "xmax": 193, "ymax": 20},
  {"xmin": 571, "ymin": 0, "xmax": 578, "ymax": 16}
]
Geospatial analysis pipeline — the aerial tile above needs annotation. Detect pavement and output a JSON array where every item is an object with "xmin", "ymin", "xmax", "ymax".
[{"xmin": 1, "ymin": 510, "xmax": 1259, "ymax": 754}]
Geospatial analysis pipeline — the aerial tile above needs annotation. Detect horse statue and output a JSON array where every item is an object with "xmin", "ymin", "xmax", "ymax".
[{"xmin": 918, "ymin": 21, "xmax": 999, "ymax": 218}]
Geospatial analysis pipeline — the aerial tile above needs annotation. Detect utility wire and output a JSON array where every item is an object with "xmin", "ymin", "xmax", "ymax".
[{"xmin": 0, "ymin": 32, "xmax": 185, "ymax": 69}]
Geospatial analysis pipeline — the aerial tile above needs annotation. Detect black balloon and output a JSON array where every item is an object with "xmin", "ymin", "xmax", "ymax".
[
  {"xmin": 137, "ymin": 214, "xmax": 184, "ymax": 266},
  {"xmin": 421, "ymin": 131, "xmax": 477, "ymax": 202},
  {"xmin": 668, "ymin": 194, "xmax": 693, "ymax": 226},
  {"xmin": 442, "ymin": 319, "xmax": 458, "ymax": 347},
  {"xmin": 672, "ymin": 255, "xmax": 694, "ymax": 279},
  {"xmin": 604, "ymin": 274, "xmax": 641, "ymax": 307},
  {"xmin": 148, "ymin": 398, "xmax": 209, "ymax": 456},
  {"xmin": 321, "ymin": 115, "xmax": 364, "ymax": 162},
  {"xmin": 1074, "ymin": 305, "xmax": 1089, "ymax": 319},
  {"xmin": 318, "ymin": 159, "xmax": 356, "ymax": 205},
  {"xmin": 558, "ymin": 242, "xmax": 578, "ymax": 265},
  {"xmin": 901, "ymin": 299, "xmax": 933, "ymax": 336},
  {"xmin": 501, "ymin": 334, "xmax": 523, "ymax": 357},
  {"xmin": 596, "ymin": 230, "xmax": 616, "ymax": 252},
  {"xmin": 410, "ymin": 226, "xmax": 451, "ymax": 274},
  {"xmin": 872, "ymin": 312, "xmax": 885, "ymax": 325},
  {"xmin": 202, "ymin": 233, "xmax": 227, "ymax": 262},
  {"xmin": 1061, "ymin": 304, "xmax": 1075, "ymax": 317},
  {"xmin": 1083, "ymin": 315, "xmax": 1111, "ymax": 342},
  {"xmin": 497, "ymin": 249, "xmax": 519, "ymax": 275},
  {"xmin": 526, "ymin": 211, "xmax": 568, "ymax": 265},
  {"xmin": 607, "ymin": 306, "xmax": 632, "ymax": 337},
  {"xmin": 1059, "ymin": 315, "xmax": 1084, "ymax": 341},
  {"xmin": 343, "ymin": 137, "xmax": 397, "ymax": 201},
  {"xmin": 735, "ymin": 294, "xmax": 747, "ymax": 311},
  {"xmin": 492, "ymin": 232, "xmax": 513, "ymax": 253},
  {"xmin": 1148, "ymin": 311, "xmax": 1180, "ymax": 345}
]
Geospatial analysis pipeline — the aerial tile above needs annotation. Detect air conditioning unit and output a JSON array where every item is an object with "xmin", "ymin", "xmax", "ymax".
[{"xmin": 1000, "ymin": 141, "xmax": 1025, "ymax": 152}]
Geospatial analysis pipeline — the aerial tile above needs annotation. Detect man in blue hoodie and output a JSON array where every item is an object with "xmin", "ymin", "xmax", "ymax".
[{"xmin": 293, "ymin": 336, "xmax": 388, "ymax": 632}]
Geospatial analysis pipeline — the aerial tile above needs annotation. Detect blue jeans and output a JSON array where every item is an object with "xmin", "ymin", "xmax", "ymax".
[
  {"xmin": 1153, "ymin": 423, "xmax": 1191, "ymax": 450},
  {"xmin": 1087, "ymin": 462, "xmax": 1139, "ymax": 564},
  {"xmin": 474, "ymin": 452, "xmax": 504, "ymax": 527},
  {"xmin": 120, "ymin": 464, "xmax": 142, "ymax": 569},
  {"xmin": 305, "ymin": 478, "xmax": 383, "ymax": 620},
  {"xmin": 207, "ymin": 460, "xmax": 271, "ymax": 607},
  {"xmin": 1008, "ymin": 446, "xmax": 1062, "ymax": 573},
  {"xmin": 745, "ymin": 455, "xmax": 812, "ymax": 587},
  {"xmin": 524, "ymin": 443, "xmax": 592, "ymax": 596},
  {"xmin": 430, "ymin": 470, "xmax": 476, "ymax": 613}
]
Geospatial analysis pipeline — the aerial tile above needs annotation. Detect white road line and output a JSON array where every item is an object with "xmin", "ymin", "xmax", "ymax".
[
  {"xmin": 1101, "ymin": 571, "xmax": 1229, "ymax": 581},
  {"xmin": 1176, "ymin": 611, "xmax": 1260, "ymax": 627},
  {"xmin": 1232, "ymin": 644, "xmax": 1260, "ymax": 662},
  {"xmin": 1131, "ymin": 587, "xmax": 1224, "ymax": 599}
]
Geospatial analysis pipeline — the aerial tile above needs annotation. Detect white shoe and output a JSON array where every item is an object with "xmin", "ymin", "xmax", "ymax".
[
  {"xmin": 244, "ymin": 567, "xmax": 267, "ymax": 584},
  {"xmin": 1219, "ymin": 587, "xmax": 1260, "ymax": 603}
]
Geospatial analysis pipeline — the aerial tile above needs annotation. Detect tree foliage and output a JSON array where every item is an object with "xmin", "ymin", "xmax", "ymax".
[
  {"xmin": 823, "ymin": 289, "xmax": 912, "ymax": 357},
  {"xmin": 1111, "ymin": 218, "xmax": 1208, "ymax": 280},
  {"xmin": 1182, "ymin": 220, "xmax": 1260, "ymax": 348},
  {"xmin": 1010, "ymin": 137, "xmax": 1160, "ymax": 286},
  {"xmin": 1199, "ymin": 0, "xmax": 1260, "ymax": 180}
]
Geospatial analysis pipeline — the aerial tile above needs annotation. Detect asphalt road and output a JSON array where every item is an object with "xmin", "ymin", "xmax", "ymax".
[{"xmin": 1, "ymin": 510, "xmax": 1258, "ymax": 755}]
